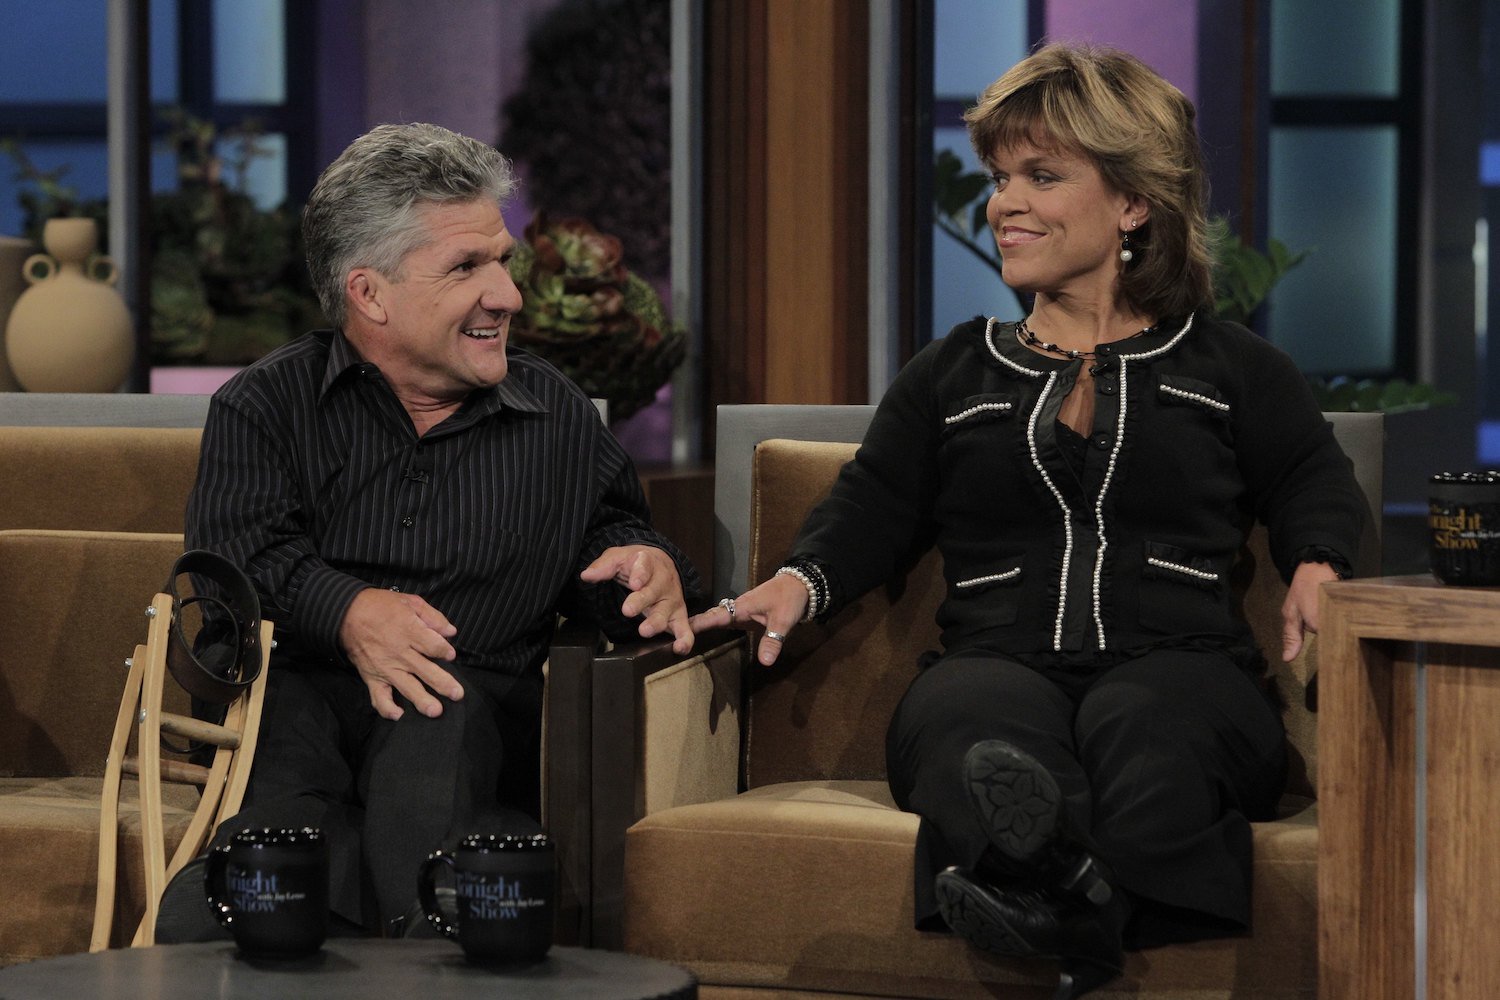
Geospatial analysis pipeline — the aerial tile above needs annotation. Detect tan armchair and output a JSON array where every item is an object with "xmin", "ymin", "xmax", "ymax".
[{"xmin": 619, "ymin": 404, "xmax": 1383, "ymax": 999}]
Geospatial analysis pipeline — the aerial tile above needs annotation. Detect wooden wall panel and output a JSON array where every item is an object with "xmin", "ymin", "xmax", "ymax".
[{"xmin": 701, "ymin": 0, "xmax": 871, "ymax": 440}]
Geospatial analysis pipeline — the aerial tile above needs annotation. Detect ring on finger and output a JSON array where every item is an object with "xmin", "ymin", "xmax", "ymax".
[
  {"xmin": 765, "ymin": 629, "xmax": 787, "ymax": 643},
  {"xmin": 718, "ymin": 597, "xmax": 737, "ymax": 621}
]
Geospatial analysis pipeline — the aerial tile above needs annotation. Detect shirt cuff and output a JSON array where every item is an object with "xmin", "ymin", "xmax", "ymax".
[
  {"xmin": 291, "ymin": 566, "xmax": 374, "ymax": 662},
  {"xmin": 1293, "ymin": 544, "xmax": 1354, "ymax": 580}
]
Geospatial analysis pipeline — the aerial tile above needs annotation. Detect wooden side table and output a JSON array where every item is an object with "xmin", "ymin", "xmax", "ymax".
[{"xmin": 1319, "ymin": 575, "xmax": 1500, "ymax": 1000}]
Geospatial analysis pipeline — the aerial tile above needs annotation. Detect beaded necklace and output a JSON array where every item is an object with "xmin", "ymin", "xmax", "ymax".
[{"xmin": 1015, "ymin": 318, "xmax": 1154, "ymax": 361}]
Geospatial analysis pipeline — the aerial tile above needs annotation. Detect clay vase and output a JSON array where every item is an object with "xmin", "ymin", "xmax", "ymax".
[
  {"xmin": 4, "ymin": 217, "xmax": 135, "ymax": 393},
  {"xmin": 0, "ymin": 235, "xmax": 31, "ymax": 391}
]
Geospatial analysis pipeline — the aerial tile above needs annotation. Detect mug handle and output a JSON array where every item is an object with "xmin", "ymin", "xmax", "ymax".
[
  {"xmin": 418, "ymin": 851, "xmax": 460, "ymax": 939},
  {"xmin": 203, "ymin": 844, "xmax": 235, "ymax": 929}
]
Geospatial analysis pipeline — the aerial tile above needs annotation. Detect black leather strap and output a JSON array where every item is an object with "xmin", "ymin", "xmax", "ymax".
[{"xmin": 164, "ymin": 550, "xmax": 264, "ymax": 705}]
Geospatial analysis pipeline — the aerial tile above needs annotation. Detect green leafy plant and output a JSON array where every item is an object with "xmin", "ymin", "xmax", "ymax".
[
  {"xmin": 1208, "ymin": 216, "xmax": 1309, "ymax": 326},
  {"xmin": 4, "ymin": 110, "xmax": 322, "ymax": 365},
  {"xmin": 933, "ymin": 148, "xmax": 1002, "ymax": 278},
  {"xmin": 933, "ymin": 149, "xmax": 1024, "ymax": 314},
  {"xmin": 500, "ymin": 0, "xmax": 672, "ymax": 280},
  {"xmin": 1307, "ymin": 376, "xmax": 1457, "ymax": 414},
  {"xmin": 507, "ymin": 214, "xmax": 684, "ymax": 421},
  {"xmin": 0, "ymin": 139, "xmax": 91, "ymax": 224}
]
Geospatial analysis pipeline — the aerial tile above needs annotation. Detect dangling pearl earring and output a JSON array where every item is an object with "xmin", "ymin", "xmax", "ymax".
[{"xmin": 1119, "ymin": 233, "xmax": 1135, "ymax": 263}]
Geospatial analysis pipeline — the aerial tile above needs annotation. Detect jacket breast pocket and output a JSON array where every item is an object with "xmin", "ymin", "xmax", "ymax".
[
  {"xmin": 1156, "ymin": 375, "xmax": 1231, "ymax": 421},
  {"xmin": 1137, "ymin": 540, "xmax": 1228, "ymax": 635},
  {"xmin": 941, "ymin": 393, "xmax": 1017, "ymax": 440},
  {"xmin": 950, "ymin": 555, "xmax": 1024, "ymax": 625}
]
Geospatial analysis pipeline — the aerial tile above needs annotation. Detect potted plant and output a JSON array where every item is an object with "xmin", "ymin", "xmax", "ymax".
[
  {"xmin": 507, "ymin": 214, "xmax": 684, "ymax": 422},
  {"xmin": 4, "ymin": 110, "xmax": 323, "ymax": 372}
]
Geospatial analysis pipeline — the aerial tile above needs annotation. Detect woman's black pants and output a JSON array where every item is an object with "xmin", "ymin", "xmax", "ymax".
[{"xmin": 885, "ymin": 649, "xmax": 1287, "ymax": 947}]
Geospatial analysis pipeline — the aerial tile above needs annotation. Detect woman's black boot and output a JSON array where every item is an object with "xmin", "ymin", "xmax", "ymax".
[
  {"xmin": 963, "ymin": 739, "xmax": 1112, "ymax": 906},
  {"xmin": 934, "ymin": 866, "xmax": 1126, "ymax": 998}
]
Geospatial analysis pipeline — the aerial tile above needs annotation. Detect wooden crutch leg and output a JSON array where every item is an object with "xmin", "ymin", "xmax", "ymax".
[
  {"xmin": 90, "ymin": 641, "xmax": 149, "ymax": 953},
  {"xmin": 157, "ymin": 618, "xmax": 273, "ymax": 885},
  {"xmin": 94, "ymin": 585, "xmax": 275, "ymax": 951},
  {"xmin": 128, "ymin": 592, "xmax": 177, "ymax": 946},
  {"xmin": 130, "ymin": 615, "xmax": 274, "ymax": 947}
]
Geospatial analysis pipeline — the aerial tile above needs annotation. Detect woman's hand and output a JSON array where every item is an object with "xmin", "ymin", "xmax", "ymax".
[
  {"xmin": 688, "ymin": 574, "xmax": 810, "ymax": 667},
  {"xmin": 1281, "ymin": 561, "xmax": 1340, "ymax": 662}
]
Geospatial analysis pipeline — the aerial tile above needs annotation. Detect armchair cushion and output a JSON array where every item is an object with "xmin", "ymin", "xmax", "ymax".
[{"xmin": 626, "ymin": 781, "xmax": 1318, "ymax": 997}]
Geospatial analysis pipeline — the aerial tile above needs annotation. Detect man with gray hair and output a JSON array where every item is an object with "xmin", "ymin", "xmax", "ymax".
[{"xmin": 168, "ymin": 122, "xmax": 701, "ymax": 937}]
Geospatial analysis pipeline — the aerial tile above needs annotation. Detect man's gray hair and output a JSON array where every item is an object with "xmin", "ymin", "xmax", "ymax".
[{"xmin": 302, "ymin": 122, "xmax": 518, "ymax": 328}]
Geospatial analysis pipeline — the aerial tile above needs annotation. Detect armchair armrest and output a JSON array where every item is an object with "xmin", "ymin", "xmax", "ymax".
[
  {"xmin": 542, "ymin": 618, "xmax": 599, "ymax": 947},
  {"xmin": 547, "ymin": 624, "xmax": 745, "ymax": 948}
]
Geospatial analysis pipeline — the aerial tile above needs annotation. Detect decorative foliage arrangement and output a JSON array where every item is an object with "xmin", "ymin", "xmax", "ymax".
[
  {"xmin": 1306, "ymin": 376, "xmax": 1456, "ymax": 414},
  {"xmin": 4, "ymin": 110, "xmax": 322, "ymax": 365},
  {"xmin": 508, "ymin": 214, "xmax": 684, "ymax": 421},
  {"xmin": 933, "ymin": 148, "xmax": 1024, "ymax": 314},
  {"xmin": 1206, "ymin": 216, "xmax": 1308, "ymax": 327},
  {"xmin": 500, "ymin": 0, "xmax": 672, "ymax": 281}
]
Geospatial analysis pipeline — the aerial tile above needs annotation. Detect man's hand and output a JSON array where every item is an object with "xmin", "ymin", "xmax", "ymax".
[
  {"xmin": 339, "ymin": 589, "xmax": 463, "ymax": 720},
  {"xmin": 580, "ymin": 545, "xmax": 694, "ymax": 655},
  {"xmin": 1281, "ymin": 561, "xmax": 1340, "ymax": 662}
]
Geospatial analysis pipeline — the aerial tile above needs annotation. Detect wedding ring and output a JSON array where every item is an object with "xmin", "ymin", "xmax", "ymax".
[
  {"xmin": 718, "ymin": 597, "xmax": 737, "ymax": 621},
  {"xmin": 765, "ymin": 629, "xmax": 787, "ymax": 643}
]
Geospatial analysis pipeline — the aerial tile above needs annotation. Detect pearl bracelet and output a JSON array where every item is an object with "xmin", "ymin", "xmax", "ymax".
[{"xmin": 774, "ymin": 565, "xmax": 821, "ymax": 622}]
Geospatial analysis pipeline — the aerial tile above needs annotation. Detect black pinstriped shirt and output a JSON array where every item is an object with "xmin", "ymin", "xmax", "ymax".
[{"xmin": 185, "ymin": 329, "xmax": 699, "ymax": 686}]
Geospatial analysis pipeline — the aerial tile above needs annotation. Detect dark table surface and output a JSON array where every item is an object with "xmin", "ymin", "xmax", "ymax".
[{"xmin": 0, "ymin": 941, "xmax": 696, "ymax": 999}]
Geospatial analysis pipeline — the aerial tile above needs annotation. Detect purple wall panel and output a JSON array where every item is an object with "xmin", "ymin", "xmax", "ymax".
[{"xmin": 1044, "ymin": 0, "xmax": 1199, "ymax": 104}]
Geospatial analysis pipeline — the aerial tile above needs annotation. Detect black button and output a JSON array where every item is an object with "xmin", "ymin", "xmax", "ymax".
[
  {"xmin": 1099, "ymin": 383, "xmax": 1116, "ymax": 395},
  {"xmin": 389, "ymin": 585, "xmax": 402, "ymax": 593},
  {"xmin": 1091, "ymin": 434, "xmax": 1110, "ymax": 450},
  {"xmin": 400, "ymin": 515, "xmax": 415, "ymax": 528},
  {"xmin": 1096, "ymin": 344, "xmax": 1113, "ymax": 356}
]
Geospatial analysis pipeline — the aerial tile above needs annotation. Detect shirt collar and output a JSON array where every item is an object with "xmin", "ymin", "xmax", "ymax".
[{"xmin": 317, "ymin": 329, "xmax": 549, "ymax": 418}]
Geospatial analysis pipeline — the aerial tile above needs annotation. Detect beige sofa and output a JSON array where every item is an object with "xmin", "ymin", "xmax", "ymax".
[
  {"xmin": 0, "ymin": 412, "xmax": 207, "ymax": 964},
  {"xmin": 618, "ymin": 405, "xmax": 1383, "ymax": 999}
]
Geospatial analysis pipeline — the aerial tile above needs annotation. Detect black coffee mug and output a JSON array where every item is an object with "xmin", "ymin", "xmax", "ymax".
[
  {"xmin": 205, "ymin": 827, "xmax": 329, "ymax": 959},
  {"xmin": 419, "ymin": 833, "xmax": 554, "ymax": 965},
  {"xmin": 1430, "ymin": 471, "xmax": 1500, "ymax": 585}
]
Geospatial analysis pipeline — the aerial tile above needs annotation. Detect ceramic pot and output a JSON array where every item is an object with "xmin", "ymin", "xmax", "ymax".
[
  {"xmin": 4, "ymin": 218, "xmax": 134, "ymax": 392},
  {"xmin": 0, "ymin": 235, "xmax": 32, "ymax": 391}
]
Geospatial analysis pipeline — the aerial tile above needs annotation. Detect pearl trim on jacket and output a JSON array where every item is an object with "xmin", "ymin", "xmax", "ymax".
[{"xmin": 981, "ymin": 315, "xmax": 1197, "ymax": 651}]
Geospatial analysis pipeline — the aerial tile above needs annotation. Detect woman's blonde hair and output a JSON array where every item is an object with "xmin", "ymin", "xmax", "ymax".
[{"xmin": 965, "ymin": 43, "xmax": 1213, "ymax": 321}]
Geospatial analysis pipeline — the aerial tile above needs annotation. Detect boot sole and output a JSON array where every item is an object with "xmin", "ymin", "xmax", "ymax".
[
  {"xmin": 964, "ymin": 740, "xmax": 1064, "ymax": 866},
  {"xmin": 965, "ymin": 741, "xmax": 1113, "ymax": 907},
  {"xmin": 933, "ymin": 868, "xmax": 1044, "ymax": 958}
]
